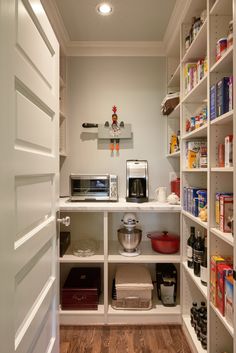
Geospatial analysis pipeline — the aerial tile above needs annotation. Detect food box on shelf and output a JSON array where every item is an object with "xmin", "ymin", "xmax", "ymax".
[
  {"xmin": 215, "ymin": 192, "xmax": 233, "ymax": 226},
  {"xmin": 61, "ymin": 267, "xmax": 101, "ymax": 310},
  {"xmin": 225, "ymin": 275, "xmax": 234, "ymax": 326},
  {"xmin": 216, "ymin": 263, "xmax": 233, "ymax": 316},
  {"xmin": 225, "ymin": 135, "xmax": 233, "ymax": 168},
  {"xmin": 210, "ymin": 255, "xmax": 232, "ymax": 306},
  {"xmin": 219, "ymin": 194, "xmax": 233, "ymax": 233},
  {"xmin": 210, "ymin": 84, "xmax": 217, "ymax": 120},
  {"xmin": 216, "ymin": 77, "xmax": 229, "ymax": 117}
]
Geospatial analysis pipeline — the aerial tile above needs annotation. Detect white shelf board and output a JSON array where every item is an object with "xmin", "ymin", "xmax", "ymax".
[
  {"xmin": 182, "ymin": 124, "xmax": 208, "ymax": 139},
  {"xmin": 182, "ymin": 168, "xmax": 208, "ymax": 173},
  {"xmin": 59, "ymin": 304, "xmax": 105, "ymax": 316},
  {"xmin": 210, "ymin": 227, "xmax": 234, "ymax": 246},
  {"xmin": 210, "ymin": 46, "xmax": 233, "ymax": 73},
  {"xmin": 168, "ymin": 64, "xmax": 180, "ymax": 88},
  {"xmin": 59, "ymin": 198, "xmax": 181, "ymax": 213},
  {"xmin": 108, "ymin": 303, "xmax": 181, "ymax": 316},
  {"xmin": 108, "ymin": 241, "xmax": 181, "ymax": 264},
  {"xmin": 182, "ymin": 210, "xmax": 208, "ymax": 229},
  {"xmin": 60, "ymin": 76, "xmax": 65, "ymax": 88},
  {"xmin": 60, "ymin": 111, "xmax": 67, "ymax": 121},
  {"xmin": 210, "ymin": 0, "xmax": 232, "ymax": 15},
  {"xmin": 59, "ymin": 242, "xmax": 104, "ymax": 263},
  {"xmin": 211, "ymin": 167, "xmax": 234, "ymax": 172},
  {"xmin": 182, "ymin": 315, "xmax": 206, "ymax": 353},
  {"xmin": 210, "ymin": 303, "xmax": 234, "ymax": 337},
  {"xmin": 182, "ymin": 75, "xmax": 207, "ymax": 103},
  {"xmin": 182, "ymin": 20, "xmax": 207, "ymax": 62},
  {"xmin": 167, "ymin": 103, "xmax": 180, "ymax": 119},
  {"xmin": 183, "ymin": 262, "xmax": 207, "ymax": 298},
  {"xmin": 59, "ymin": 152, "xmax": 67, "ymax": 157},
  {"xmin": 210, "ymin": 110, "xmax": 233, "ymax": 125},
  {"xmin": 166, "ymin": 151, "xmax": 180, "ymax": 158}
]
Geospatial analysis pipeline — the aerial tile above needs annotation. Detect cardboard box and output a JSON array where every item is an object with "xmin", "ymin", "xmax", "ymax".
[
  {"xmin": 216, "ymin": 263, "xmax": 233, "ymax": 315},
  {"xmin": 225, "ymin": 135, "xmax": 233, "ymax": 167},
  {"xmin": 216, "ymin": 77, "xmax": 229, "ymax": 117},
  {"xmin": 219, "ymin": 195, "xmax": 233, "ymax": 233},
  {"xmin": 210, "ymin": 84, "xmax": 217, "ymax": 120},
  {"xmin": 215, "ymin": 193, "xmax": 233, "ymax": 226},
  {"xmin": 210, "ymin": 255, "xmax": 232, "ymax": 306},
  {"xmin": 225, "ymin": 275, "xmax": 234, "ymax": 326}
]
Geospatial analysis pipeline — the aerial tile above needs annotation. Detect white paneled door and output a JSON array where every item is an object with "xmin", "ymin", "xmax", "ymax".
[{"xmin": 0, "ymin": 0, "xmax": 59, "ymax": 352}]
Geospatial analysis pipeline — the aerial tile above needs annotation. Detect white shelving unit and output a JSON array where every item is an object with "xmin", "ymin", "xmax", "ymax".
[
  {"xmin": 59, "ymin": 199, "xmax": 181, "ymax": 325},
  {"xmin": 178, "ymin": 0, "xmax": 235, "ymax": 352},
  {"xmin": 59, "ymin": 51, "xmax": 68, "ymax": 158}
]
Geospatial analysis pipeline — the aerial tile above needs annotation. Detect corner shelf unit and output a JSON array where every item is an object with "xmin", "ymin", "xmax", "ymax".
[
  {"xmin": 167, "ymin": 0, "xmax": 236, "ymax": 352},
  {"xmin": 59, "ymin": 198, "xmax": 181, "ymax": 325}
]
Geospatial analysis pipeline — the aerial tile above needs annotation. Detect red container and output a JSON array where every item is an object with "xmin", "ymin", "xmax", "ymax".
[
  {"xmin": 171, "ymin": 178, "xmax": 180, "ymax": 198},
  {"xmin": 146, "ymin": 231, "xmax": 180, "ymax": 254}
]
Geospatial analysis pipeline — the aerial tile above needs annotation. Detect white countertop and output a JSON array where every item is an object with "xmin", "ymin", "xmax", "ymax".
[{"xmin": 59, "ymin": 197, "xmax": 181, "ymax": 212}]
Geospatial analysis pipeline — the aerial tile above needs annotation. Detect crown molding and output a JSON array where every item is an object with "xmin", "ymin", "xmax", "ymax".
[
  {"xmin": 66, "ymin": 41, "xmax": 165, "ymax": 57},
  {"xmin": 41, "ymin": 0, "xmax": 70, "ymax": 54},
  {"xmin": 163, "ymin": 0, "xmax": 191, "ymax": 57}
]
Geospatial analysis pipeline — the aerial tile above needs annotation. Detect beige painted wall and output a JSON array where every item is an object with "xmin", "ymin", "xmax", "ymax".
[{"xmin": 60, "ymin": 56, "xmax": 179, "ymax": 198}]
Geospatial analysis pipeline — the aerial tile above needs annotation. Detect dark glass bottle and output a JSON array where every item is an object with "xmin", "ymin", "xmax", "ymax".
[
  {"xmin": 200, "ymin": 317, "xmax": 207, "ymax": 349},
  {"xmin": 187, "ymin": 226, "xmax": 196, "ymax": 268},
  {"xmin": 190, "ymin": 302, "xmax": 198, "ymax": 327},
  {"xmin": 193, "ymin": 231, "xmax": 204, "ymax": 277},
  {"xmin": 196, "ymin": 312, "xmax": 204, "ymax": 340},
  {"xmin": 198, "ymin": 301, "xmax": 207, "ymax": 316},
  {"xmin": 200, "ymin": 236, "xmax": 207, "ymax": 286}
]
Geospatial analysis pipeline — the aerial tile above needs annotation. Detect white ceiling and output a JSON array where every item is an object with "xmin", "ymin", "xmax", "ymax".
[{"xmin": 54, "ymin": 0, "xmax": 176, "ymax": 42}]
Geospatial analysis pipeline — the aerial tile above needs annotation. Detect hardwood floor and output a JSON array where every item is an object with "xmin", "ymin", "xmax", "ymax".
[{"xmin": 60, "ymin": 325, "xmax": 192, "ymax": 353}]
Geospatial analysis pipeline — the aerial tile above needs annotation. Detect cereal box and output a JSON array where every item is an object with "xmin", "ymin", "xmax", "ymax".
[{"xmin": 216, "ymin": 263, "xmax": 233, "ymax": 315}]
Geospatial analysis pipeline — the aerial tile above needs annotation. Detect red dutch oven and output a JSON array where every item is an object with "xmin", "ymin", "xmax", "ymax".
[{"xmin": 146, "ymin": 231, "xmax": 180, "ymax": 254}]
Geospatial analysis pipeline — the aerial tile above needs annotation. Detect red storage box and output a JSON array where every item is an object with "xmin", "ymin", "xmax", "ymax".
[{"xmin": 61, "ymin": 267, "xmax": 101, "ymax": 310}]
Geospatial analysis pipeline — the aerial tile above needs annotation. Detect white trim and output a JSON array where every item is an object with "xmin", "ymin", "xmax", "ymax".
[
  {"xmin": 41, "ymin": 0, "xmax": 69, "ymax": 54},
  {"xmin": 163, "ymin": 0, "xmax": 191, "ymax": 56},
  {"xmin": 41, "ymin": 0, "xmax": 187, "ymax": 57},
  {"xmin": 66, "ymin": 41, "xmax": 165, "ymax": 57}
]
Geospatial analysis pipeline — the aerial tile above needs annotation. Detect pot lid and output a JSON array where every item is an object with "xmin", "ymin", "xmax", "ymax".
[{"xmin": 147, "ymin": 231, "xmax": 179, "ymax": 241}]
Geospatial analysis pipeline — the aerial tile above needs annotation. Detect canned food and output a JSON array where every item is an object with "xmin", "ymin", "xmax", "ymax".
[
  {"xmin": 190, "ymin": 117, "xmax": 195, "ymax": 131},
  {"xmin": 216, "ymin": 37, "xmax": 227, "ymax": 61}
]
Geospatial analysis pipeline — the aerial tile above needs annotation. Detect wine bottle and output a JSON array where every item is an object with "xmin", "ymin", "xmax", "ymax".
[
  {"xmin": 187, "ymin": 226, "xmax": 196, "ymax": 268},
  {"xmin": 193, "ymin": 231, "xmax": 204, "ymax": 277},
  {"xmin": 190, "ymin": 302, "xmax": 198, "ymax": 327},
  {"xmin": 200, "ymin": 235, "xmax": 207, "ymax": 286}
]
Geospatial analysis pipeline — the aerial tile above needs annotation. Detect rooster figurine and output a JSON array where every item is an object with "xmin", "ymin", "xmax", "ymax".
[{"xmin": 109, "ymin": 105, "xmax": 123, "ymax": 152}]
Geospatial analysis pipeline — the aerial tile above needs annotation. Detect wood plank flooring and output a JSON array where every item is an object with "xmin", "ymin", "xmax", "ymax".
[{"xmin": 60, "ymin": 325, "xmax": 192, "ymax": 353}]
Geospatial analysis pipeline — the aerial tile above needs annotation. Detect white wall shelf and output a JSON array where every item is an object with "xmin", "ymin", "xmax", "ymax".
[
  {"xmin": 210, "ymin": 110, "xmax": 233, "ymax": 126},
  {"xmin": 210, "ymin": 46, "xmax": 233, "ymax": 73},
  {"xmin": 182, "ymin": 210, "xmax": 208, "ymax": 229},
  {"xmin": 210, "ymin": 227, "xmax": 234, "ymax": 246},
  {"xmin": 182, "ymin": 20, "xmax": 207, "ymax": 63},
  {"xmin": 210, "ymin": 0, "xmax": 232, "ymax": 15},
  {"xmin": 168, "ymin": 64, "xmax": 180, "ymax": 88},
  {"xmin": 166, "ymin": 151, "xmax": 180, "ymax": 158},
  {"xmin": 183, "ymin": 262, "xmax": 207, "ymax": 299},
  {"xmin": 210, "ymin": 303, "xmax": 234, "ymax": 337},
  {"xmin": 182, "ymin": 315, "xmax": 207, "ymax": 353},
  {"xmin": 211, "ymin": 167, "xmax": 234, "ymax": 172},
  {"xmin": 182, "ymin": 75, "xmax": 207, "ymax": 103},
  {"xmin": 167, "ymin": 103, "xmax": 180, "ymax": 119},
  {"xmin": 60, "ymin": 198, "xmax": 181, "ymax": 213},
  {"xmin": 182, "ymin": 124, "xmax": 208, "ymax": 139},
  {"xmin": 182, "ymin": 168, "xmax": 208, "ymax": 173}
]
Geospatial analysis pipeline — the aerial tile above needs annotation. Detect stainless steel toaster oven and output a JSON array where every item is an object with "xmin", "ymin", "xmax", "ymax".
[{"xmin": 70, "ymin": 174, "xmax": 118, "ymax": 201}]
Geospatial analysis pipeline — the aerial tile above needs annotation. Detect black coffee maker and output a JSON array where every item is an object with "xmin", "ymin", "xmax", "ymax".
[{"xmin": 126, "ymin": 160, "xmax": 148, "ymax": 203}]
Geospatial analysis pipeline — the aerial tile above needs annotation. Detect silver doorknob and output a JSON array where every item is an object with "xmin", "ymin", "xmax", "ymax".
[{"xmin": 57, "ymin": 216, "xmax": 70, "ymax": 227}]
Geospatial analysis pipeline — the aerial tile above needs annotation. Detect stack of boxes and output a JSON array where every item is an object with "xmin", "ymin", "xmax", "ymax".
[
  {"xmin": 210, "ymin": 256, "xmax": 233, "ymax": 326},
  {"xmin": 210, "ymin": 76, "xmax": 233, "ymax": 120}
]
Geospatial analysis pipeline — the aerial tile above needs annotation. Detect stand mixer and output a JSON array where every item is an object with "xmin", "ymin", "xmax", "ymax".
[{"xmin": 117, "ymin": 213, "xmax": 142, "ymax": 256}]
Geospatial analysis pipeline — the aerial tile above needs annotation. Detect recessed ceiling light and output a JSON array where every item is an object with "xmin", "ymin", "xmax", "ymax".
[{"xmin": 96, "ymin": 3, "xmax": 113, "ymax": 16}]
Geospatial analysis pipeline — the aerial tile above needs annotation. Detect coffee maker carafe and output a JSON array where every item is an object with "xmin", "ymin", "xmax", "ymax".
[{"xmin": 126, "ymin": 160, "xmax": 148, "ymax": 203}]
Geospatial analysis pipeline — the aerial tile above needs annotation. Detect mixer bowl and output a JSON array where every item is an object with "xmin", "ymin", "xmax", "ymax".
[{"xmin": 117, "ymin": 227, "xmax": 142, "ymax": 252}]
